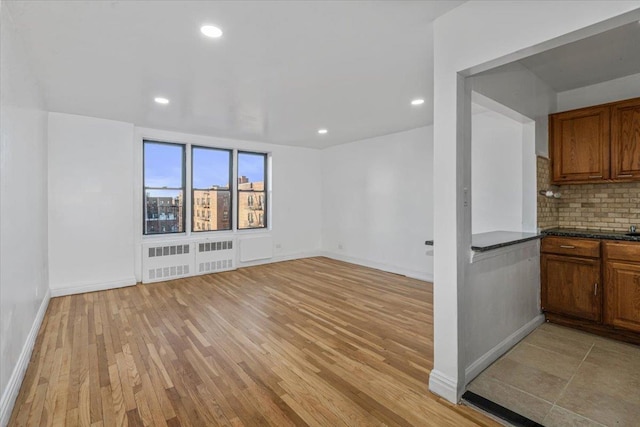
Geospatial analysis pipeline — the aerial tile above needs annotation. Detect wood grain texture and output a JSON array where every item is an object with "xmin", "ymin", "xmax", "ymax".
[
  {"xmin": 541, "ymin": 236, "xmax": 601, "ymax": 258},
  {"xmin": 541, "ymin": 253, "xmax": 602, "ymax": 322},
  {"xmin": 9, "ymin": 257, "xmax": 497, "ymax": 426},
  {"xmin": 611, "ymin": 97, "xmax": 640, "ymax": 180},
  {"xmin": 550, "ymin": 105, "xmax": 610, "ymax": 184}
]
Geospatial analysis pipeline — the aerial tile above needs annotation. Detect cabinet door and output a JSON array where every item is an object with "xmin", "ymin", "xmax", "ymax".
[
  {"xmin": 541, "ymin": 254, "xmax": 602, "ymax": 322},
  {"xmin": 611, "ymin": 97, "xmax": 640, "ymax": 180},
  {"xmin": 550, "ymin": 106, "xmax": 610, "ymax": 183},
  {"xmin": 604, "ymin": 260, "xmax": 640, "ymax": 332}
]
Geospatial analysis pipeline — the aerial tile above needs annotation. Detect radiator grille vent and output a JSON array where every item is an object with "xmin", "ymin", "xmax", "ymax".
[
  {"xmin": 143, "ymin": 238, "xmax": 235, "ymax": 284},
  {"xmin": 148, "ymin": 264, "xmax": 190, "ymax": 280},
  {"xmin": 148, "ymin": 244, "xmax": 190, "ymax": 258},
  {"xmin": 198, "ymin": 240, "xmax": 232, "ymax": 252},
  {"xmin": 199, "ymin": 259, "xmax": 234, "ymax": 273}
]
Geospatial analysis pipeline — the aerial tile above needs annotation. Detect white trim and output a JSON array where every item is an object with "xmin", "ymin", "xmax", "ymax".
[
  {"xmin": 464, "ymin": 314, "xmax": 545, "ymax": 384},
  {"xmin": 50, "ymin": 277, "xmax": 137, "ymax": 297},
  {"xmin": 320, "ymin": 251, "xmax": 433, "ymax": 282},
  {"xmin": 470, "ymin": 238, "xmax": 540, "ymax": 263},
  {"xmin": 428, "ymin": 369, "xmax": 460, "ymax": 403},
  {"xmin": 0, "ymin": 289, "xmax": 51, "ymax": 427},
  {"xmin": 237, "ymin": 251, "xmax": 321, "ymax": 268}
]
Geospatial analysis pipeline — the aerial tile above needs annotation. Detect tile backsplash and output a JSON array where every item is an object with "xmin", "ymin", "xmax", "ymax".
[
  {"xmin": 537, "ymin": 156, "xmax": 559, "ymax": 230},
  {"xmin": 537, "ymin": 156, "xmax": 640, "ymax": 231}
]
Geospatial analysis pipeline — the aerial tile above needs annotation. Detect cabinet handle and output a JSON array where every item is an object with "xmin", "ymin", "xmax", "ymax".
[
  {"xmin": 618, "ymin": 174, "xmax": 633, "ymax": 178},
  {"xmin": 560, "ymin": 245, "xmax": 576, "ymax": 249},
  {"xmin": 594, "ymin": 282, "xmax": 598, "ymax": 296},
  {"xmin": 588, "ymin": 175, "xmax": 603, "ymax": 179}
]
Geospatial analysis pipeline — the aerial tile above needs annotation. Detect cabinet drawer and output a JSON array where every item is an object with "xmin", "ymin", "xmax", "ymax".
[
  {"xmin": 542, "ymin": 237, "xmax": 600, "ymax": 258},
  {"xmin": 604, "ymin": 241, "xmax": 640, "ymax": 262}
]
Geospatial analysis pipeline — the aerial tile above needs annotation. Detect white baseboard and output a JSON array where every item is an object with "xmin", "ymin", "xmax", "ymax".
[
  {"xmin": 237, "ymin": 251, "xmax": 322, "ymax": 268},
  {"xmin": 320, "ymin": 251, "xmax": 433, "ymax": 282},
  {"xmin": 464, "ymin": 313, "xmax": 545, "ymax": 384},
  {"xmin": 0, "ymin": 289, "xmax": 51, "ymax": 427},
  {"xmin": 50, "ymin": 276, "xmax": 137, "ymax": 297},
  {"xmin": 428, "ymin": 369, "xmax": 461, "ymax": 403}
]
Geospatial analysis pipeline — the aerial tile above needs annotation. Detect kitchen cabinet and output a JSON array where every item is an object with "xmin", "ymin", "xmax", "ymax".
[
  {"xmin": 604, "ymin": 242, "xmax": 640, "ymax": 333},
  {"xmin": 541, "ymin": 235, "xmax": 640, "ymax": 344},
  {"xmin": 541, "ymin": 237, "xmax": 602, "ymax": 322},
  {"xmin": 611, "ymin": 97, "xmax": 640, "ymax": 180},
  {"xmin": 550, "ymin": 97, "xmax": 640, "ymax": 184},
  {"xmin": 550, "ymin": 106, "xmax": 610, "ymax": 183}
]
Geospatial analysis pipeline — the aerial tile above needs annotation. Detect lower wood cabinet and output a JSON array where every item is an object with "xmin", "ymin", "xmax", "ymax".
[
  {"xmin": 604, "ymin": 242, "xmax": 640, "ymax": 333},
  {"xmin": 541, "ymin": 236, "xmax": 640, "ymax": 344},
  {"xmin": 541, "ymin": 254, "xmax": 601, "ymax": 322}
]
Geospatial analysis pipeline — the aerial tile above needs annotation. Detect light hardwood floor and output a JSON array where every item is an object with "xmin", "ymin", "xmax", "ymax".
[{"xmin": 9, "ymin": 257, "xmax": 496, "ymax": 426}]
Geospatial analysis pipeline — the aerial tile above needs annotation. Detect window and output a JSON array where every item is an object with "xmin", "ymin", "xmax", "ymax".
[
  {"xmin": 237, "ymin": 151, "xmax": 267, "ymax": 230},
  {"xmin": 192, "ymin": 146, "xmax": 232, "ymax": 232},
  {"xmin": 143, "ymin": 141, "xmax": 185, "ymax": 235}
]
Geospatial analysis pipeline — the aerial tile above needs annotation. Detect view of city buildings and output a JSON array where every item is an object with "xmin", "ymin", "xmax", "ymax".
[
  {"xmin": 144, "ymin": 194, "xmax": 183, "ymax": 234},
  {"xmin": 193, "ymin": 187, "xmax": 231, "ymax": 231},
  {"xmin": 144, "ymin": 175, "xmax": 264, "ymax": 234},
  {"xmin": 238, "ymin": 176, "xmax": 265, "ymax": 229}
]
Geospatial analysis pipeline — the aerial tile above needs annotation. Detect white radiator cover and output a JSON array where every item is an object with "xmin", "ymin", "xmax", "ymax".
[
  {"xmin": 195, "ymin": 239, "xmax": 235, "ymax": 275},
  {"xmin": 142, "ymin": 238, "xmax": 236, "ymax": 283},
  {"xmin": 239, "ymin": 235, "xmax": 274, "ymax": 262}
]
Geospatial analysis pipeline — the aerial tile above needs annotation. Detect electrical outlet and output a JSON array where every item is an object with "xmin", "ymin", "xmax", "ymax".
[
  {"xmin": 338, "ymin": 243, "xmax": 344, "ymax": 250},
  {"xmin": 275, "ymin": 243, "xmax": 282, "ymax": 249}
]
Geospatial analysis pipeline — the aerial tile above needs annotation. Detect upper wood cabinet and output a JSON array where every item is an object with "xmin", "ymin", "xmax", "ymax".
[
  {"xmin": 611, "ymin": 98, "xmax": 640, "ymax": 180},
  {"xmin": 550, "ymin": 97, "xmax": 640, "ymax": 184},
  {"xmin": 550, "ymin": 106, "xmax": 610, "ymax": 183}
]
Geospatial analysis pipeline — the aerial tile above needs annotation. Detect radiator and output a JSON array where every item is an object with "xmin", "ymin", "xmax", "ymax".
[
  {"xmin": 195, "ymin": 239, "xmax": 235, "ymax": 274},
  {"xmin": 142, "ymin": 238, "xmax": 236, "ymax": 284}
]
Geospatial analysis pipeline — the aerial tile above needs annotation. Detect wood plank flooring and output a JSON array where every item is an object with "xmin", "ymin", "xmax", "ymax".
[{"xmin": 9, "ymin": 257, "xmax": 497, "ymax": 426}]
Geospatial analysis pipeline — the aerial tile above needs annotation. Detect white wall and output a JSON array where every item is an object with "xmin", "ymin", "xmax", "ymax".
[
  {"xmin": 472, "ymin": 109, "xmax": 524, "ymax": 234},
  {"xmin": 321, "ymin": 126, "xmax": 434, "ymax": 281},
  {"xmin": 47, "ymin": 115, "xmax": 323, "ymax": 293},
  {"xmin": 464, "ymin": 241, "xmax": 543, "ymax": 381},
  {"xmin": 557, "ymin": 72, "xmax": 640, "ymax": 111},
  {"xmin": 133, "ymin": 127, "xmax": 323, "ymax": 279},
  {"xmin": 0, "ymin": 3, "xmax": 50, "ymax": 424},
  {"xmin": 431, "ymin": 0, "xmax": 640, "ymax": 403},
  {"xmin": 471, "ymin": 62, "xmax": 557, "ymax": 157},
  {"xmin": 48, "ymin": 113, "xmax": 136, "ymax": 295}
]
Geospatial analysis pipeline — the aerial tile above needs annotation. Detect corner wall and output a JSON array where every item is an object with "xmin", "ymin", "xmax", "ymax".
[
  {"xmin": 47, "ymin": 113, "xmax": 136, "ymax": 295},
  {"xmin": 320, "ymin": 126, "xmax": 434, "ymax": 281},
  {"xmin": 0, "ymin": 3, "xmax": 50, "ymax": 424},
  {"xmin": 431, "ymin": 0, "xmax": 640, "ymax": 403}
]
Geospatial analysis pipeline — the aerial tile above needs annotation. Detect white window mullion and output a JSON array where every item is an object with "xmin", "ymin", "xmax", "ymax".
[
  {"xmin": 185, "ymin": 144, "xmax": 192, "ymax": 236},
  {"xmin": 232, "ymin": 149, "xmax": 238, "ymax": 232}
]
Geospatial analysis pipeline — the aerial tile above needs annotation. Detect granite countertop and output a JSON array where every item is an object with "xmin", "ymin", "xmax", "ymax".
[
  {"xmin": 424, "ymin": 230, "xmax": 542, "ymax": 252},
  {"xmin": 542, "ymin": 228, "xmax": 640, "ymax": 242}
]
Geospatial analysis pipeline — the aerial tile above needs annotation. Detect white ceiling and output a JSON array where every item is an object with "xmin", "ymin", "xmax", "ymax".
[
  {"xmin": 519, "ymin": 21, "xmax": 640, "ymax": 92},
  {"xmin": 6, "ymin": 0, "xmax": 463, "ymax": 148}
]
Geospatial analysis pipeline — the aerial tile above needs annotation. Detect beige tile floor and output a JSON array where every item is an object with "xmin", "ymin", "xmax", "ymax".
[{"xmin": 467, "ymin": 322, "xmax": 640, "ymax": 426}]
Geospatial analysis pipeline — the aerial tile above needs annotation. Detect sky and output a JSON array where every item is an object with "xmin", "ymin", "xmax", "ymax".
[{"xmin": 144, "ymin": 142, "xmax": 265, "ymax": 194}]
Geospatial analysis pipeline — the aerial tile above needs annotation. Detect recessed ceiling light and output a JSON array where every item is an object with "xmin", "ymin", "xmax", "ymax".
[
  {"xmin": 201, "ymin": 25, "xmax": 223, "ymax": 38},
  {"xmin": 154, "ymin": 97, "xmax": 170, "ymax": 105},
  {"xmin": 318, "ymin": 129, "xmax": 328, "ymax": 135},
  {"xmin": 411, "ymin": 98, "xmax": 425, "ymax": 106}
]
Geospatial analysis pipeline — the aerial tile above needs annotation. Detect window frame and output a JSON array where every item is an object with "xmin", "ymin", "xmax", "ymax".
[
  {"xmin": 142, "ymin": 140, "xmax": 186, "ymax": 236},
  {"xmin": 237, "ymin": 151, "xmax": 268, "ymax": 230},
  {"xmin": 190, "ymin": 145, "xmax": 233, "ymax": 233}
]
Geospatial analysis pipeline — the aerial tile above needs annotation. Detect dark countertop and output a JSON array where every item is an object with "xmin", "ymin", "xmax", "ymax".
[
  {"xmin": 542, "ymin": 228, "xmax": 640, "ymax": 242},
  {"xmin": 424, "ymin": 231, "xmax": 542, "ymax": 252}
]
